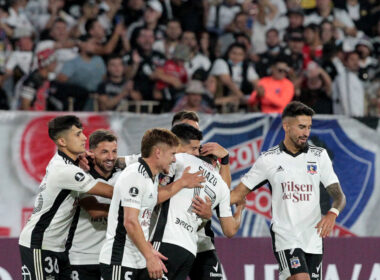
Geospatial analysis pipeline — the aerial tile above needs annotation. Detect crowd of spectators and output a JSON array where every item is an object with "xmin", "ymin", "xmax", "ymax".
[{"xmin": 0, "ymin": 0, "xmax": 379, "ymax": 116}]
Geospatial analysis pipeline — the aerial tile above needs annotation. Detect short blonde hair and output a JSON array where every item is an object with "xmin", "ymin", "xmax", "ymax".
[{"xmin": 141, "ymin": 128, "xmax": 179, "ymax": 157}]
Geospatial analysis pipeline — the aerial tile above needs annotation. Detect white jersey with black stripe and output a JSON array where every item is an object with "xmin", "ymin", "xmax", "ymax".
[
  {"xmin": 151, "ymin": 153, "xmax": 232, "ymax": 256},
  {"xmin": 241, "ymin": 142, "xmax": 339, "ymax": 254},
  {"xmin": 125, "ymin": 154, "xmax": 221, "ymax": 253},
  {"xmin": 19, "ymin": 151, "xmax": 98, "ymax": 252},
  {"xmin": 99, "ymin": 158, "xmax": 158, "ymax": 268},
  {"xmin": 68, "ymin": 169, "xmax": 121, "ymax": 265}
]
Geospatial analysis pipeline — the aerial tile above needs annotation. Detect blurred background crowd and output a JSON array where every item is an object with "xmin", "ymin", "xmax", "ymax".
[{"xmin": 0, "ymin": 0, "xmax": 379, "ymax": 115}]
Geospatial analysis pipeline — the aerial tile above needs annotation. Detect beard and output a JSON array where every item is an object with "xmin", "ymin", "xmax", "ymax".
[
  {"xmin": 291, "ymin": 135, "xmax": 308, "ymax": 150},
  {"xmin": 94, "ymin": 157, "xmax": 115, "ymax": 175}
]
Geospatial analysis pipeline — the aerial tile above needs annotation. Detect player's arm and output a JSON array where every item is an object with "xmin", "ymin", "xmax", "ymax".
[
  {"xmin": 124, "ymin": 207, "xmax": 167, "ymax": 279},
  {"xmin": 218, "ymin": 183, "xmax": 245, "ymax": 237},
  {"xmin": 54, "ymin": 166, "xmax": 113, "ymax": 198},
  {"xmin": 219, "ymin": 163, "xmax": 231, "ymax": 189},
  {"xmin": 219, "ymin": 201, "xmax": 245, "ymax": 238},
  {"xmin": 230, "ymin": 155, "xmax": 268, "ymax": 205},
  {"xmin": 157, "ymin": 167, "xmax": 205, "ymax": 204},
  {"xmin": 316, "ymin": 182, "xmax": 346, "ymax": 238},
  {"xmin": 87, "ymin": 182, "xmax": 113, "ymax": 199},
  {"xmin": 79, "ymin": 196, "xmax": 109, "ymax": 219},
  {"xmin": 230, "ymin": 182, "xmax": 251, "ymax": 205},
  {"xmin": 326, "ymin": 183, "xmax": 346, "ymax": 212},
  {"xmin": 200, "ymin": 142, "xmax": 231, "ymax": 187}
]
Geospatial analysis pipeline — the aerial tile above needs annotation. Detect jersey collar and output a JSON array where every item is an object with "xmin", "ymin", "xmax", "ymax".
[
  {"xmin": 58, "ymin": 150, "xmax": 79, "ymax": 166},
  {"xmin": 89, "ymin": 166, "xmax": 116, "ymax": 181},
  {"xmin": 279, "ymin": 141, "xmax": 309, "ymax": 157},
  {"xmin": 138, "ymin": 157, "xmax": 155, "ymax": 182}
]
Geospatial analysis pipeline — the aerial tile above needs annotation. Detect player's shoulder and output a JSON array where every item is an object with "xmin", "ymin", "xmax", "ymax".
[
  {"xmin": 175, "ymin": 152, "xmax": 193, "ymax": 161},
  {"xmin": 48, "ymin": 153, "xmax": 79, "ymax": 174},
  {"xmin": 121, "ymin": 160, "xmax": 151, "ymax": 181},
  {"xmin": 307, "ymin": 145, "xmax": 325, "ymax": 158},
  {"xmin": 175, "ymin": 152, "xmax": 201, "ymax": 167},
  {"xmin": 260, "ymin": 145, "xmax": 281, "ymax": 157}
]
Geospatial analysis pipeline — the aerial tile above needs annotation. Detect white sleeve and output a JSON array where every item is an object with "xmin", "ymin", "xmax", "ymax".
[
  {"xmin": 320, "ymin": 150, "xmax": 339, "ymax": 188},
  {"xmin": 119, "ymin": 174, "xmax": 146, "ymax": 210},
  {"xmin": 216, "ymin": 183, "xmax": 233, "ymax": 218},
  {"xmin": 241, "ymin": 155, "xmax": 268, "ymax": 191},
  {"xmin": 125, "ymin": 154, "xmax": 141, "ymax": 166},
  {"xmin": 210, "ymin": 59, "xmax": 229, "ymax": 76},
  {"xmin": 51, "ymin": 165, "xmax": 97, "ymax": 193}
]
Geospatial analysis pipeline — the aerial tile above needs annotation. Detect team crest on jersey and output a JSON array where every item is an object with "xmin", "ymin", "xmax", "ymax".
[
  {"xmin": 290, "ymin": 256, "xmax": 301, "ymax": 269},
  {"xmin": 75, "ymin": 172, "xmax": 85, "ymax": 182},
  {"xmin": 307, "ymin": 164, "xmax": 317, "ymax": 174},
  {"xmin": 129, "ymin": 187, "xmax": 139, "ymax": 197}
]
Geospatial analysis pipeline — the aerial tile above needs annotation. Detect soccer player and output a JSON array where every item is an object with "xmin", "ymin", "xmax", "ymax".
[
  {"xmin": 150, "ymin": 123, "xmax": 244, "ymax": 280},
  {"xmin": 172, "ymin": 111, "xmax": 232, "ymax": 280},
  {"xmin": 99, "ymin": 128, "xmax": 203, "ymax": 280},
  {"xmin": 230, "ymin": 101, "xmax": 346, "ymax": 280},
  {"xmin": 68, "ymin": 130, "xmax": 121, "ymax": 280},
  {"xmin": 19, "ymin": 115, "xmax": 114, "ymax": 280}
]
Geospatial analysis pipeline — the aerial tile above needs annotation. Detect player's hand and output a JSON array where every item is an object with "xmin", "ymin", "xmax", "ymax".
[
  {"xmin": 200, "ymin": 142, "xmax": 228, "ymax": 158},
  {"xmin": 235, "ymin": 198, "xmax": 246, "ymax": 210},
  {"xmin": 78, "ymin": 151, "xmax": 94, "ymax": 171},
  {"xmin": 180, "ymin": 167, "xmax": 205, "ymax": 188},
  {"xmin": 146, "ymin": 250, "xmax": 167, "ymax": 279},
  {"xmin": 152, "ymin": 248, "xmax": 168, "ymax": 273},
  {"xmin": 192, "ymin": 195, "xmax": 212, "ymax": 219},
  {"xmin": 315, "ymin": 212, "xmax": 336, "ymax": 238}
]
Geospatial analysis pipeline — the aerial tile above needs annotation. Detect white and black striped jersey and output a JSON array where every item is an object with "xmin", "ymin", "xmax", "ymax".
[
  {"xmin": 241, "ymin": 142, "xmax": 339, "ymax": 254},
  {"xmin": 67, "ymin": 168, "xmax": 121, "ymax": 265},
  {"xmin": 99, "ymin": 158, "xmax": 158, "ymax": 268},
  {"xmin": 19, "ymin": 151, "xmax": 98, "ymax": 252},
  {"xmin": 150, "ymin": 153, "xmax": 232, "ymax": 256}
]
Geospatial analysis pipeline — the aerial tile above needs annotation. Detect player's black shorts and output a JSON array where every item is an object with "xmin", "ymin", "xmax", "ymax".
[
  {"xmin": 19, "ymin": 245, "xmax": 71, "ymax": 280},
  {"xmin": 273, "ymin": 248, "xmax": 323, "ymax": 280},
  {"xmin": 189, "ymin": 249, "xmax": 223, "ymax": 280},
  {"xmin": 70, "ymin": 264, "xmax": 101, "ymax": 280},
  {"xmin": 158, "ymin": 242, "xmax": 195, "ymax": 280},
  {"xmin": 100, "ymin": 263, "xmax": 149, "ymax": 280}
]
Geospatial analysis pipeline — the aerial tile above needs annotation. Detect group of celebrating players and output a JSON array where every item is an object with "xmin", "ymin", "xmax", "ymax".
[{"xmin": 19, "ymin": 101, "xmax": 346, "ymax": 280}]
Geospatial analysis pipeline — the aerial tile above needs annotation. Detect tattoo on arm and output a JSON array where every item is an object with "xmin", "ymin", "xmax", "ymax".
[
  {"xmin": 115, "ymin": 157, "xmax": 126, "ymax": 170},
  {"xmin": 326, "ymin": 183, "xmax": 346, "ymax": 212}
]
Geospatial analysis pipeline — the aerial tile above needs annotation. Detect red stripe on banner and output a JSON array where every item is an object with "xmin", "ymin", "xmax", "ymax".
[{"xmin": 0, "ymin": 227, "xmax": 10, "ymax": 236}]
